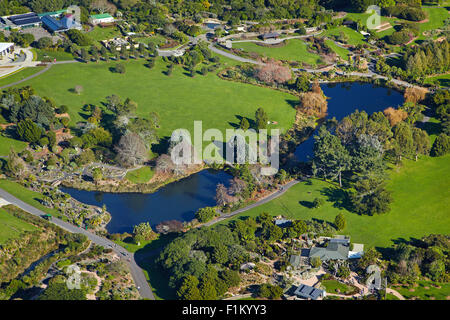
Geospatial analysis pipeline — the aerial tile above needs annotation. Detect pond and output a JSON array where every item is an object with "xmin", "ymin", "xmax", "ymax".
[
  {"xmin": 294, "ymin": 82, "xmax": 404, "ymax": 162},
  {"xmin": 61, "ymin": 169, "xmax": 230, "ymax": 234},
  {"xmin": 62, "ymin": 82, "xmax": 403, "ymax": 233}
]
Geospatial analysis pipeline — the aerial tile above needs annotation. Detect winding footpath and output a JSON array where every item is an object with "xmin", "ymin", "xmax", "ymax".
[
  {"xmin": 205, "ymin": 179, "xmax": 300, "ymax": 227},
  {"xmin": 0, "ymin": 187, "xmax": 155, "ymax": 300}
]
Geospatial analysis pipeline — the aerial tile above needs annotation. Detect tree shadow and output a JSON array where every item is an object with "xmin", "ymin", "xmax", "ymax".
[
  {"xmin": 151, "ymin": 136, "xmax": 171, "ymax": 155},
  {"xmin": 320, "ymin": 186, "xmax": 353, "ymax": 211},
  {"xmin": 285, "ymin": 99, "xmax": 299, "ymax": 109},
  {"xmin": 299, "ymin": 200, "xmax": 314, "ymax": 208}
]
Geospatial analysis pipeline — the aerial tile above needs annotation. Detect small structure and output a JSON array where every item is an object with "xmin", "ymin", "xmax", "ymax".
[
  {"xmin": 294, "ymin": 284, "xmax": 326, "ymax": 300},
  {"xmin": 0, "ymin": 42, "xmax": 14, "ymax": 56},
  {"xmin": 89, "ymin": 13, "xmax": 115, "ymax": 25},
  {"xmin": 260, "ymin": 32, "xmax": 280, "ymax": 40},
  {"xmin": 240, "ymin": 262, "xmax": 256, "ymax": 271},
  {"xmin": 38, "ymin": 9, "xmax": 67, "ymax": 18},
  {"xmin": 289, "ymin": 255, "xmax": 301, "ymax": 269},
  {"xmin": 348, "ymin": 243, "xmax": 364, "ymax": 259}
]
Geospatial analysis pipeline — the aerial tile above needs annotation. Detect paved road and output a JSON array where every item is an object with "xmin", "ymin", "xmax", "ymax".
[
  {"xmin": 0, "ymin": 187, "xmax": 155, "ymax": 300},
  {"xmin": 204, "ymin": 179, "xmax": 300, "ymax": 227}
]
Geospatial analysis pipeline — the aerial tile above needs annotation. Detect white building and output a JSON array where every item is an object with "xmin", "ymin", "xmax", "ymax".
[
  {"xmin": 0, "ymin": 42, "xmax": 14, "ymax": 56},
  {"xmin": 89, "ymin": 13, "xmax": 115, "ymax": 25}
]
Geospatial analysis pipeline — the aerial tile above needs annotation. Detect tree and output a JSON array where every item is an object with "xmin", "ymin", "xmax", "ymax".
[
  {"xmin": 195, "ymin": 207, "xmax": 217, "ymax": 223},
  {"xmin": 114, "ymin": 63, "xmax": 126, "ymax": 74},
  {"xmin": 36, "ymin": 37, "xmax": 52, "ymax": 49},
  {"xmin": 257, "ymin": 284, "xmax": 283, "ymax": 299},
  {"xmin": 350, "ymin": 178, "xmax": 393, "ymax": 215},
  {"xmin": 255, "ymin": 107, "xmax": 268, "ymax": 130},
  {"xmin": 383, "ymin": 107, "xmax": 408, "ymax": 127},
  {"xmin": 431, "ymin": 133, "xmax": 450, "ymax": 157},
  {"xmin": 393, "ymin": 122, "xmax": 414, "ymax": 160},
  {"xmin": 310, "ymin": 256, "xmax": 322, "ymax": 268},
  {"xmin": 39, "ymin": 282, "xmax": 86, "ymax": 300},
  {"xmin": 299, "ymin": 91, "xmax": 328, "ymax": 117},
  {"xmin": 412, "ymin": 127, "xmax": 430, "ymax": 160},
  {"xmin": 294, "ymin": 76, "xmax": 310, "ymax": 92},
  {"xmin": 92, "ymin": 167, "xmax": 103, "ymax": 183},
  {"xmin": 239, "ymin": 117, "xmax": 250, "ymax": 131},
  {"xmin": 177, "ymin": 275, "xmax": 201, "ymax": 300},
  {"xmin": 254, "ymin": 62, "xmax": 292, "ymax": 84},
  {"xmin": 115, "ymin": 132, "xmax": 148, "ymax": 167},
  {"xmin": 133, "ymin": 222, "xmax": 157, "ymax": 243},
  {"xmin": 16, "ymin": 118, "xmax": 42, "ymax": 143},
  {"xmin": 312, "ymin": 126, "xmax": 350, "ymax": 187},
  {"xmin": 337, "ymin": 265, "xmax": 351, "ymax": 279},
  {"xmin": 215, "ymin": 183, "xmax": 229, "ymax": 206},
  {"xmin": 334, "ymin": 213, "xmax": 346, "ymax": 230}
]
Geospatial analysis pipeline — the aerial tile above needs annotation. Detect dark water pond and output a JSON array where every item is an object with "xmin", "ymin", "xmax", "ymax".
[
  {"xmin": 61, "ymin": 170, "xmax": 230, "ymax": 233},
  {"xmin": 294, "ymin": 82, "xmax": 404, "ymax": 161},
  {"xmin": 62, "ymin": 82, "xmax": 403, "ymax": 233}
]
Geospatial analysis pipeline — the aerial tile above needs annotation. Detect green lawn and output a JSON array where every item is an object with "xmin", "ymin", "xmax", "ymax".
[
  {"xmin": 125, "ymin": 166, "xmax": 154, "ymax": 184},
  {"xmin": 35, "ymin": 49, "xmax": 74, "ymax": 62},
  {"xmin": 134, "ymin": 34, "xmax": 166, "ymax": 47},
  {"xmin": 0, "ymin": 66, "xmax": 45, "ymax": 88},
  {"xmin": 0, "ymin": 135, "xmax": 27, "ymax": 156},
  {"xmin": 424, "ymin": 73, "xmax": 450, "ymax": 88},
  {"xmin": 0, "ymin": 206, "xmax": 37, "ymax": 244},
  {"xmin": 325, "ymin": 40, "xmax": 350, "ymax": 61},
  {"xmin": 87, "ymin": 26, "xmax": 122, "ymax": 42},
  {"xmin": 394, "ymin": 280, "xmax": 450, "ymax": 300},
  {"xmin": 321, "ymin": 280, "xmax": 356, "ymax": 295},
  {"xmin": 7, "ymin": 59, "xmax": 297, "ymax": 141},
  {"xmin": 323, "ymin": 26, "xmax": 366, "ymax": 46},
  {"xmin": 419, "ymin": 7, "xmax": 449, "ymax": 33},
  {"xmin": 232, "ymin": 39, "xmax": 322, "ymax": 66},
  {"xmin": 222, "ymin": 154, "xmax": 450, "ymax": 249},
  {"xmin": 0, "ymin": 180, "xmax": 63, "ymax": 219}
]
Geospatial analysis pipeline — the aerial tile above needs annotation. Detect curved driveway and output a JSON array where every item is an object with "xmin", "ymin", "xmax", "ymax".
[{"xmin": 0, "ymin": 187, "xmax": 155, "ymax": 300}]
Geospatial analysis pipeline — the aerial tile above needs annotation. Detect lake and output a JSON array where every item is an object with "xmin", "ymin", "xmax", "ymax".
[
  {"xmin": 62, "ymin": 82, "xmax": 403, "ymax": 233},
  {"xmin": 61, "ymin": 169, "xmax": 230, "ymax": 233},
  {"xmin": 294, "ymin": 82, "xmax": 404, "ymax": 161}
]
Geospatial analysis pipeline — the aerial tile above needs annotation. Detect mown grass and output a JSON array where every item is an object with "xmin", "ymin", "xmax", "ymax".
[
  {"xmin": 0, "ymin": 206, "xmax": 37, "ymax": 244},
  {"xmin": 323, "ymin": 26, "xmax": 366, "ymax": 46},
  {"xmin": 325, "ymin": 40, "xmax": 350, "ymax": 60},
  {"xmin": 7, "ymin": 59, "xmax": 297, "ymax": 141},
  {"xmin": 394, "ymin": 280, "xmax": 450, "ymax": 300},
  {"xmin": 424, "ymin": 73, "xmax": 450, "ymax": 88},
  {"xmin": 221, "ymin": 154, "xmax": 450, "ymax": 249},
  {"xmin": 0, "ymin": 66, "xmax": 45, "ymax": 88},
  {"xmin": 35, "ymin": 49, "xmax": 74, "ymax": 61},
  {"xmin": 125, "ymin": 166, "xmax": 154, "ymax": 184},
  {"xmin": 87, "ymin": 26, "xmax": 122, "ymax": 42},
  {"xmin": 0, "ymin": 135, "xmax": 27, "ymax": 156},
  {"xmin": 232, "ymin": 39, "xmax": 322, "ymax": 66},
  {"xmin": 321, "ymin": 280, "xmax": 356, "ymax": 295}
]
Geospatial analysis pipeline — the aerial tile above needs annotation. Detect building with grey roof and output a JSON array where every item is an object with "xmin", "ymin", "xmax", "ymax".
[
  {"xmin": 294, "ymin": 284, "xmax": 325, "ymax": 300},
  {"xmin": 309, "ymin": 239, "xmax": 350, "ymax": 261}
]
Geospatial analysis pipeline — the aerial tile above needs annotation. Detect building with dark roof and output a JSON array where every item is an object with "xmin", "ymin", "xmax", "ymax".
[
  {"xmin": 7, "ymin": 12, "xmax": 41, "ymax": 29},
  {"xmin": 294, "ymin": 284, "xmax": 325, "ymax": 300},
  {"xmin": 309, "ymin": 237, "xmax": 351, "ymax": 261},
  {"xmin": 41, "ymin": 14, "xmax": 81, "ymax": 33}
]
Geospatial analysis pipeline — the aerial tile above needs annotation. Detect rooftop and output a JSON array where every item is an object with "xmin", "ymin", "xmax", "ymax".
[
  {"xmin": 90, "ymin": 13, "xmax": 113, "ymax": 20},
  {"xmin": 294, "ymin": 284, "xmax": 324, "ymax": 300}
]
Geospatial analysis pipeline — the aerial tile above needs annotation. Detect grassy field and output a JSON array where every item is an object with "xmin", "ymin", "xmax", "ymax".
[
  {"xmin": 0, "ymin": 135, "xmax": 27, "ymax": 156},
  {"xmin": 325, "ymin": 40, "xmax": 350, "ymax": 61},
  {"xmin": 232, "ymin": 39, "xmax": 322, "ymax": 66},
  {"xmin": 0, "ymin": 66, "xmax": 45, "ymax": 88},
  {"xmin": 125, "ymin": 166, "xmax": 155, "ymax": 184},
  {"xmin": 5, "ymin": 59, "xmax": 297, "ymax": 141},
  {"xmin": 425, "ymin": 73, "xmax": 450, "ymax": 88},
  {"xmin": 394, "ymin": 280, "xmax": 450, "ymax": 300},
  {"xmin": 0, "ymin": 180, "xmax": 63, "ymax": 219},
  {"xmin": 0, "ymin": 206, "xmax": 37, "ymax": 244},
  {"xmin": 323, "ymin": 26, "xmax": 366, "ymax": 46},
  {"xmin": 35, "ymin": 49, "xmax": 74, "ymax": 62},
  {"xmin": 221, "ymin": 154, "xmax": 450, "ymax": 249},
  {"xmin": 87, "ymin": 26, "xmax": 122, "ymax": 42},
  {"xmin": 321, "ymin": 280, "xmax": 356, "ymax": 295}
]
